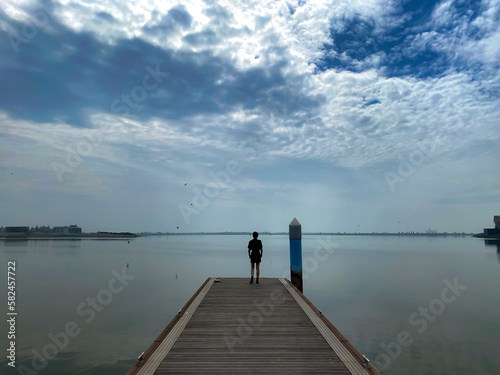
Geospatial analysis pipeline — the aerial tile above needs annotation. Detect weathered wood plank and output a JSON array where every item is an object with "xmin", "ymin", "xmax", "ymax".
[
  {"xmin": 154, "ymin": 278, "xmax": 351, "ymax": 374},
  {"xmin": 128, "ymin": 278, "xmax": 379, "ymax": 375},
  {"xmin": 135, "ymin": 279, "xmax": 214, "ymax": 375}
]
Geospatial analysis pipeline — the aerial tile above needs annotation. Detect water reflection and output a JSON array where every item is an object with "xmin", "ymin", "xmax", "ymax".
[
  {"xmin": 0, "ymin": 239, "xmax": 29, "ymax": 245},
  {"xmin": 2, "ymin": 236, "xmax": 500, "ymax": 375},
  {"xmin": 484, "ymin": 239, "xmax": 500, "ymax": 254},
  {"xmin": 0, "ymin": 239, "xmax": 29, "ymax": 253},
  {"xmin": 52, "ymin": 239, "xmax": 82, "ymax": 249},
  {"xmin": 484, "ymin": 240, "xmax": 500, "ymax": 266}
]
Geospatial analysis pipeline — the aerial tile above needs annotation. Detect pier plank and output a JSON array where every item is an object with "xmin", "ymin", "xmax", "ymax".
[{"xmin": 127, "ymin": 278, "xmax": 379, "ymax": 375}]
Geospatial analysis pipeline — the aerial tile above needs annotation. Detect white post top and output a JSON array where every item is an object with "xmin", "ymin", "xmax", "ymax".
[{"xmin": 289, "ymin": 217, "xmax": 301, "ymax": 226}]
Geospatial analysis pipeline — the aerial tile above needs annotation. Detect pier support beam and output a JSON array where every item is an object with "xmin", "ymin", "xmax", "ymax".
[{"xmin": 289, "ymin": 217, "xmax": 303, "ymax": 293}]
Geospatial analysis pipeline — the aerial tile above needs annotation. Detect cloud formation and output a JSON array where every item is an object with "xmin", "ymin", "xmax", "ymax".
[{"xmin": 0, "ymin": 0, "xmax": 499, "ymax": 232}]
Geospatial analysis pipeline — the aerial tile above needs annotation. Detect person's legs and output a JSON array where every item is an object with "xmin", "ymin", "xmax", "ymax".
[
  {"xmin": 256, "ymin": 263, "xmax": 260, "ymax": 283},
  {"xmin": 250, "ymin": 263, "xmax": 254, "ymax": 283}
]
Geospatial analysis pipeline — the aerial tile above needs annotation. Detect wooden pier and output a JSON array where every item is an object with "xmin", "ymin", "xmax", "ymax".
[{"xmin": 126, "ymin": 278, "xmax": 380, "ymax": 375}]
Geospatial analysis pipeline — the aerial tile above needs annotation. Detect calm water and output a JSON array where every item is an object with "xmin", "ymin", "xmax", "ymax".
[{"xmin": 1, "ymin": 235, "xmax": 499, "ymax": 375}]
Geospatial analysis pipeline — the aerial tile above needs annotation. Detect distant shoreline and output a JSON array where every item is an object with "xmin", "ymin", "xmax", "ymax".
[
  {"xmin": 0, "ymin": 233, "xmax": 139, "ymax": 240},
  {"xmin": 1, "ymin": 232, "xmax": 485, "ymax": 240},
  {"xmin": 139, "ymin": 232, "xmax": 475, "ymax": 237}
]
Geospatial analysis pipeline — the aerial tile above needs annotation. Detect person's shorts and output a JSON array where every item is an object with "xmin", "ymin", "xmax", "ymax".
[{"xmin": 250, "ymin": 255, "xmax": 261, "ymax": 264}]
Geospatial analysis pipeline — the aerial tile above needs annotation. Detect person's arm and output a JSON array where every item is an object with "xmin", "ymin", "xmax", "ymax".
[
  {"xmin": 260, "ymin": 241, "xmax": 263, "ymax": 257},
  {"xmin": 248, "ymin": 246, "xmax": 251, "ymax": 258}
]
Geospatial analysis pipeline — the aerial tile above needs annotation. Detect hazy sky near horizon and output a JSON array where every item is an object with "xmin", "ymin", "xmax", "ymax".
[{"xmin": 0, "ymin": 0, "xmax": 499, "ymax": 233}]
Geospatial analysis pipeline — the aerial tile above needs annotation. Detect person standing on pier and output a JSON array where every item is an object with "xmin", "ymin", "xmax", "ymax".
[{"xmin": 248, "ymin": 232, "xmax": 263, "ymax": 284}]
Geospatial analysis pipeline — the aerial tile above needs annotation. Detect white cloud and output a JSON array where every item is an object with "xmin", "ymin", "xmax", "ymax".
[
  {"xmin": 427, "ymin": 0, "xmax": 500, "ymax": 67},
  {"xmin": 1, "ymin": 0, "xmax": 499, "ymax": 232},
  {"xmin": 1, "ymin": 0, "xmax": 395, "ymax": 71}
]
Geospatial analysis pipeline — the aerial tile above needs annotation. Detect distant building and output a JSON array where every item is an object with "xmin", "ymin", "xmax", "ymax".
[
  {"xmin": 53, "ymin": 226, "xmax": 69, "ymax": 234},
  {"xmin": 32, "ymin": 226, "xmax": 52, "ymax": 233},
  {"xmin": 53, "ymin": 225, "xmax": 82, "ymax": 234},
  {"xmin": 1, "ymin": 225, "xmax": 82, "ymax": 235},
  {"xmin": 484, "ymin": 216, "xmax": 500, "ymax": 236},
  {"xmin": 5, "ymin": 226, "xmax": 30, "ymax": 233},
  {"xmin": 68, "ymin": 225, "xmax": 82, "ymax": 234}
]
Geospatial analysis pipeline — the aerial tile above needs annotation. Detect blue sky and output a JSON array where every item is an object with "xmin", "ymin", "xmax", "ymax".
[{"xmin": 0, "ymin": 0, "xmax": 499, "ymax": 233}]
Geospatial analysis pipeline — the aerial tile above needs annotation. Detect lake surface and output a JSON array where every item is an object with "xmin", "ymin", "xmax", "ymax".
[{"xmin": 1, "ymin": 235, "xmax": 499, "ymax": 375}]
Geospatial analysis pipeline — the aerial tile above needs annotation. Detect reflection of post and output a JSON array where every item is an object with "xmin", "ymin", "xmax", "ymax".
[
  {"xmin": 289, "ymin": 217, "xmax": 303, "ymax": 293},
  {"xmin": 484, "ymin": 239, "xmax": 500, "ymax": 254}
]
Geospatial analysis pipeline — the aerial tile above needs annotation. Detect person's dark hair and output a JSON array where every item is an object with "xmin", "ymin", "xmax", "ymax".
[{"xmin": 253, "ymin": 231, "xmax": 258, "ymax": 238}]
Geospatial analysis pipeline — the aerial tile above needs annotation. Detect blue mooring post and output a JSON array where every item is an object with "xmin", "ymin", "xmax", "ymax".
[{"xmin": 289, "ymin": 217, "xmax": 303, "ymax": 293}]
